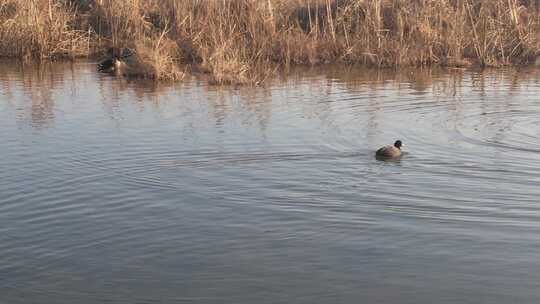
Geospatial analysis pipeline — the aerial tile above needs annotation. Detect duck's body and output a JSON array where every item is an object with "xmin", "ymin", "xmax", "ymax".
[
  {"xmin": 98, "ymin": 57, "xmax": 122, "ymax": 73},
  {"xmin": 98, "ymin": 47, "xmax": 132, "ymax": 74},
  {"xmin": 375, "ymin": 140, "xmax": 403, "ymax": 159}
]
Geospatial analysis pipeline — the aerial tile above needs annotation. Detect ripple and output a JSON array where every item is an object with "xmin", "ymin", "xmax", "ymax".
[
  {"xmin": 455, "ymin": 105, "xmax": 540, "ymax": 153},
  {"xmin": 4, "ymin": 64, "xmax": 540, "ymax": 304}
]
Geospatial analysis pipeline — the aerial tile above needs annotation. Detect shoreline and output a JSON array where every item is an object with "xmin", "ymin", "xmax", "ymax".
[{"xmin": 1, "ymin": 0, "xmax": 539, "ymax": 84}]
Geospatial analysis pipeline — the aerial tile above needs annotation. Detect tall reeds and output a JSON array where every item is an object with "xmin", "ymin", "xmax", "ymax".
[
  {"xmin": 0, "ymin": 0, "xmax": 90, "ymax": 59},
  {"xmin": 0, "ymin": 0, "xmax": 539, "ymax": 83}
]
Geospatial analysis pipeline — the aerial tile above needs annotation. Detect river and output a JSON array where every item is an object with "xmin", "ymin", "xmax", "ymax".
[{"xmin": 1, "ymin": 62, "xmax": 540, "ymax": 303}]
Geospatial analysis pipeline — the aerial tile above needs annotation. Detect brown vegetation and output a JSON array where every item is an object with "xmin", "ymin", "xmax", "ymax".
[{"xmin": 0, "ymin": 0, "xmax": 539, "ymax": 83}]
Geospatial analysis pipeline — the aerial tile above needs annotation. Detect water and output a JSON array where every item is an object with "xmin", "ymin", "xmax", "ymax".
[{"xmin": 1, "ymin": 62, "xmax": 540, "ymax": 303}]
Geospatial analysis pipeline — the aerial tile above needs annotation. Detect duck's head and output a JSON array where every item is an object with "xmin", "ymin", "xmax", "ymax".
[
  {"xmin": 394, "ymin": 140, "xmax": 402, "ymax": 149},
  {"xmin": 106, "ymin": 47, "xmax": 123, "ymax": 59},
  {"xmin": 107, "ymin": 47, "xmax": 134, "ymax": 59},
  {"xmin": 106, "ymin": 47, "xmax": 115, "ymax": 57}
]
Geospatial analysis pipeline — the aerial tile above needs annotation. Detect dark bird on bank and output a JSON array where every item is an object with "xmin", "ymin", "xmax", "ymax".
[
  {"xmin": 98, "ymin": 47, "xmax": 134, "ymax": 73},
  {"xmin": 375, "ymin": 140, "xmax": 403, "ymax": 159}
]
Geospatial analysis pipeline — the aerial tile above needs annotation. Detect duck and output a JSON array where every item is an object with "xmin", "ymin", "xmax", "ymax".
[
  {"xmin": 98, "ymin": 47, "xmax": 133, "ymax": 73},
  {"xmin": 375, "ymin": 140, "xmax": 403, "ymax": 159}
]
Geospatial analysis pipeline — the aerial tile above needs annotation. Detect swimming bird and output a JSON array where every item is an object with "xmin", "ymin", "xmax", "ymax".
[
  {"xmin": 98, "ymin": 47, "xmax": 132, "ymax": 73},
  {"xmin": 375, "ymin": 140, "xmax": 403, "ymax": 159}
]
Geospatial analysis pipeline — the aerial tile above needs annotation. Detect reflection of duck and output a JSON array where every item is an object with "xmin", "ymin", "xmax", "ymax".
[
  {"xmin": 98, "ymin": 47, "xmax": 133, "ymax": 73},
  {"xmin": 376, "ymin": 140, "xmax": 403, "ymax": 159}
]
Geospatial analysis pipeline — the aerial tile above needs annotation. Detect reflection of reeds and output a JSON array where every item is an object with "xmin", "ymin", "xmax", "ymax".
[{"xmin": 0, "ymin": 0, "xmax": 539, "ymax": 83}]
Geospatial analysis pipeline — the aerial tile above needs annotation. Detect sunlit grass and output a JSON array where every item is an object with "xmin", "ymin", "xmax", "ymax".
[{"xmin": 0, "ymin": 0, "xmax": 539, "ymax": 83}]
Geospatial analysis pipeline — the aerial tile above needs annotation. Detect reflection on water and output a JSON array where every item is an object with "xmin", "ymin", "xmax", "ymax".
[{"xmin": 2, "ymin": 61, "xmax": 540, "ymax": 303}]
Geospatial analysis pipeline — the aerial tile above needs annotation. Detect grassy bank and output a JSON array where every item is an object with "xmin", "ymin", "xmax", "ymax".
[{"xmin": 0, "ymin": 0, "xmax": 539, "ymax": 83}]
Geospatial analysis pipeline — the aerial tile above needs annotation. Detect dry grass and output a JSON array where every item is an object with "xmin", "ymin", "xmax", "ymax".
[
  {"xmin": 0, "ymin": 0, "xmax": 90, "ymax": 59},
  {"xmin": 0, "ymin": 0, "xmax": 539, "ymax": 83},
  {"xmin": 117, "ymin": 37, "xmax": 184, "ymax": 81}
]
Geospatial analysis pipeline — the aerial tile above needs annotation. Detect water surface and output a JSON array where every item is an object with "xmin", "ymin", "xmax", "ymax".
[{"xmin": 1, "ymin": 62, "xmax": 540, "ymax": 303}]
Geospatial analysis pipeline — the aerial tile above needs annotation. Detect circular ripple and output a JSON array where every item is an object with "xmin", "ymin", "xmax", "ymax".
[{"xmin": 456, "ymin": 105, "xmax": 540, "ymax": 153}]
